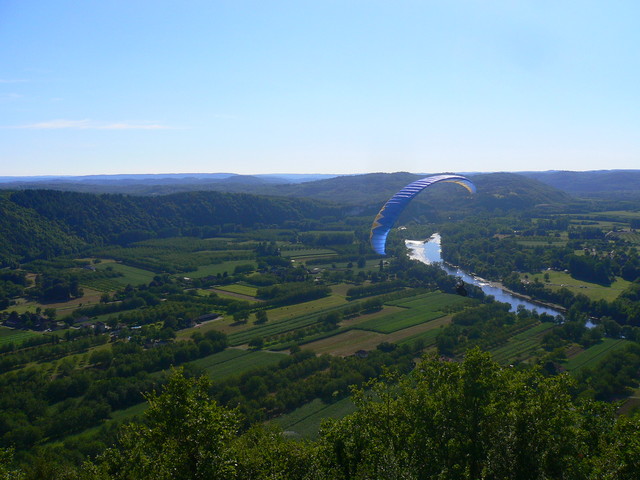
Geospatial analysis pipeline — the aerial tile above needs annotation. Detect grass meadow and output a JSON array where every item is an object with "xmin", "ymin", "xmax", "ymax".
[
  {"xmin": 0, "ymin": 326, "xmax": 41, "ymax": 346},
  {"xmin": 525, "ymin": 271, "xmax": 632, "ymax": 302}
]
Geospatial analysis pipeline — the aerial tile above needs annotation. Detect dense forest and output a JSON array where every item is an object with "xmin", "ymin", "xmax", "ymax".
[{"xmin": 0, "ymin": 190, "xmax": 343, "ymax": 266}]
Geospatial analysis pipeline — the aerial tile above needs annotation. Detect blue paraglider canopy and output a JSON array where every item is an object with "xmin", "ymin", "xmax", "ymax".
[{"xmin": 370, "ymin": 174, "xmax": 476, "ymax": 255}]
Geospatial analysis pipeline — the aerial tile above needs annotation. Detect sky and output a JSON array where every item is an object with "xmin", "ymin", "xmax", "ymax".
[{"xmin": 1, "ymin": 1, "xmax": 639, "ymax": 176}]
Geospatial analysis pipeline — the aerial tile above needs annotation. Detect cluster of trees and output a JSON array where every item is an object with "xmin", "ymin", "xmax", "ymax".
[
  {"xmin": 206, "ymin": 344, "xmax": 421, "ymax": 425},
  {"xmin": 0, "ymin": 333, "xmax": 425, "ymax": 471},
  {"xmin": 297, "ymin": 232, "xmax": 355, "ymax": 246},
  {"xmin": 0, "ymin": 271, "xmax": 28, "ymax": 310},
  {"xmin": 435, "ymin": 303, "xmax": 548, "ymax": 356},
  {"xmin": 0, "ymin": 335, "xmax": 108, "ymax": 373},
  {"xmin": 0, "ymin": 333, "xmax": 229, "ymax": 455}
]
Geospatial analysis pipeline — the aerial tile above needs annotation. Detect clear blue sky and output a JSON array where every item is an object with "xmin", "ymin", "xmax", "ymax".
[{"xmin": 1, "ymin": 1, "xmax": 638, "ymax": 176}]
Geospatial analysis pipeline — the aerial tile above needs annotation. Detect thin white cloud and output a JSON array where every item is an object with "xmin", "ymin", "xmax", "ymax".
[
  {"xmin": 212, "ymin": 113, "xmax": 240, "ymax": 120},
  {"xmin": 0, "ymin": 93, "xmax": 23, "ymax": 101},
  {"xmin": 99, "ymin": 122, "xmax": 173, "ymax": 130},
  {"xmin": 20, "ymin": 119, "xmax": 91, "ymax": 129},
  {"xmin": 12, "ymin": 119, "xmax": 176, "ymax": 130}
]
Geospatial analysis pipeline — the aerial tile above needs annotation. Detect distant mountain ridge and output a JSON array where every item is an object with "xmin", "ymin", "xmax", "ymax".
[
  {"xmin": 519, "ymin": 170, "xmax": 640, "ymax": 197},
  {"xmin": 2, "ymin": 170, "xmax": 637, "ymax": 198},
  {"xmin": 0, "ymin": 173, "xmax": 339, "ymax": 194}
]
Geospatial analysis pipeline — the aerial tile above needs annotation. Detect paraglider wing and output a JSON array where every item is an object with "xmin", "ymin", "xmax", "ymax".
[{"xmin": 370, "ymin": 174, "xmax": 476, "ymax": 255}]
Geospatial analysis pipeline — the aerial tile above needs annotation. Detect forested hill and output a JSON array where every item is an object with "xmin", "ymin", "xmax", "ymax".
[
  {"xmin": 0, "ymin": 190, "xmax": 342, "ymax": 265},
  {"xmin": 1, "ymin": 172, "xmax": 576, "ymax": 210},
  {"xmin": 266, "ymin": 172, "xmax": 573, "ymax": 211},
  {"xmin": 470, "ymin": 172, "xmax": 573, "ymax": 209},
  {"xmin": 520, "ymin": 170, "xmax": 640, "ymax": 198}
]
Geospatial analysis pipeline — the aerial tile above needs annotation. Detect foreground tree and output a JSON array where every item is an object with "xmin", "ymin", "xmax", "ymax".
[
  {"xmin": 92, "ymin": 369, "xmax": 239, "ymax": 480},
  {"xmin": 315, "ymin": 348, "xmax": 636, "ymax": 480}
]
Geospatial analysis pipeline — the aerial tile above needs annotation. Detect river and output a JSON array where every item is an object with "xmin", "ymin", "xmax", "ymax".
[{"xmin": 406, "ymin": 234, "xmax": 564, "ymax": 318}]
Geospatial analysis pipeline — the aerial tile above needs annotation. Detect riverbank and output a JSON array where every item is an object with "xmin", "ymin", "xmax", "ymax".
[
  {"xmin": 473, "ymin": 274, "xmax": 567, "ymax": 315},
  {"xmin": 406, "ymin": 236, "xmax": 565, "ymax": 317}
]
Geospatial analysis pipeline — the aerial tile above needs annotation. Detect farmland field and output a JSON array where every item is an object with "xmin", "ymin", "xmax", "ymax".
[
  {"xmin": 562, "ymin": 338, "xmax": 630, "ymax": 372},
  {"xmin": 306, "ymin": 315, "xmax": 452, "ymax": 356},
  {"xmin": 280, "ymin": 248, "xmax": 337, "ymax": 258},
  {"xmin": 198, "ymin": 294, "xmax": 348, "ymax": 341},
  {"xmin": 227, "ymin": 304, "xmax": 348, "ymax": 346},
  {"xmin": 189, "ymin": 348, "xmax": 287, "ymax": 380},
  {"xmin": 395, "ymin": 327, "xmax": 442, "ymax": 348},
  {"xmin": 7, "ymin": 288, "xmax": 105, "ymax": 317},
  {"xmin": 254, "ymin": 295, "xmax": 348, "ymax": 323},
  {"xmin": 490, "ymin": 322, "xmax": 555, "ymax": 364},
  {"xmin": 517, "ymin": 240, "xmax": 567, "ymax": 247},
  {"xmin": 386, "ymin": 291, "xmax": 472, "ymax": 310},
  {"xmin": 210, "ymin": 289, "xmax": 261, "ymax": 303},
  {"xmin": 578, "ymin": 210, "xmax": 640, "ymax": 220},
  {"xmin": 0, "ymin": 326, "xmax": 40, "ymax": 346},
  {"xmin": 184, "ymin": 260, "xmax": 257, "ymax": 279},
  {"xmin": 525, "ymin": 271, "xmax": 632, "ymax": 302},
  {"xmin": 274, "ymin": 397, "xmax": 356, "ymax": 439},
  {"xmin": 94, "ymin": 262, "xmax": 156, "ymax": 287},
  {"xmin": 354, "ymin": 308, "xmax": 445, "ymax": 334},
  {"xmin": 215, "ymin": 283, "xmax": 258, "ymax": 297},
  {"xmin": 614, "ymin": 232, "xmax": 640, "ymax": 244},
  {"xmin": 355, "ymin": 292, "xmax": 470, "ymax": 334}
]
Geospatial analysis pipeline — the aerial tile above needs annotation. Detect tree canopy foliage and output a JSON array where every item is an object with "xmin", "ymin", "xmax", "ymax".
[{"xmin": 4, "ymin": 352, "xmax": 634, "ymax": 480}]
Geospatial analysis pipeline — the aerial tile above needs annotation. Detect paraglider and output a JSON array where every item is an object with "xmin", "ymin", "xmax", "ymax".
[{"xmin": 370, "ymin": 174, "xmax": 476, "ymax": 255}]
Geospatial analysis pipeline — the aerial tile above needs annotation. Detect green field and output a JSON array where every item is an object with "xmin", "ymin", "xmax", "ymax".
[
  {"xmin": 80, "ymin": 277, "xmax": 124, "ymax": 292},
  {"xmin": 110, "ymin": 401, "xmax": 149, "ymax": 422},
  {"xmin": 189, "ymin": 348, "xmax": 287, "ymax": 380},
  {"xmin": 614, "ymin": 232, "xmax": 640, "ymax": 245},
  {"xmin": 258, "ymin": 295, "xmax": 348, "ymax": 323},
  {"xmin": 517, "ymin": 240, "xmax": 567, "ymax": 247},
  {"xmin": 355, "ymin": 308, "xmax": 445, "ymax": 334},
  {"xmin": 490, "ymin": 322, "xmax": 555, "ymax": 364},
  {"xmin": 280, "ymin": 248, "xmax": 337, "ymax": 258},
  {"xmin": 93, "ymin": 262, "xmax": 157, "ymax": 287},
  {"xmin": 184, "ymin": 260, "xmax": 257, "ymax": 279},
  {"xmin": 356, "ymin": 292, "xmax": 471, "ymax": 334},
  {"xmin": 215, "ymin": 284, "xmax": 258, "ymax": 297},
  {"xmin": 525, "ymin": 271, "xmax": 632, "ymax": 302},
  {"xmin": 563, "ymin": 338, "xmax": 630, "ymax": 372},
  {"xmin": 580, "ymin": 210, "xmax": 640, "ymax": 220},
  {"xmin": 175, "ymin": 295, "xmax": 348, "ymax": 341},
  {"xmin": 386, "ymin": 291, "xmax": 471, "ymax": 310},
  {"xmin": 273, "ymin": 397, "xmax": 356, "ymax": 439},
  {"xmin": 396, "ymin": 326, "xmax": 443, "ymax": 348},
  {"xmin": 227, "ymin": 303, "xmax": 348, "ymax": 346},
  {"xmin": 0, "ymin": 326, "xmax": 40, "ymax": 346}
]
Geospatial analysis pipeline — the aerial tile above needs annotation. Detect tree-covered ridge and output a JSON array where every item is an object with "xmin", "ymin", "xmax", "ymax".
[
  {"xmin": 0, "ymin": 195, "xmax": 83, "ymax": 265},
  {"xmin": 522, "ymin": 170, "xmax": 640, "ymax": 198},
  {"xmin": 0, "ymin": 190, "xmax": 343, "ymax": 265},
  {"xmin": 0, "ymin": 172, "xmax": 578, "ymax": 266}
]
